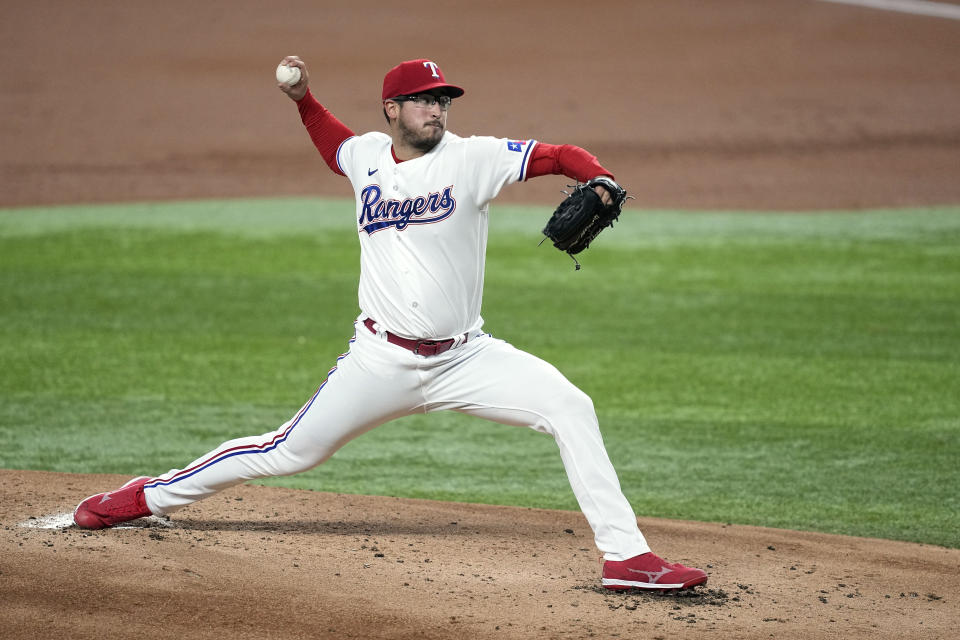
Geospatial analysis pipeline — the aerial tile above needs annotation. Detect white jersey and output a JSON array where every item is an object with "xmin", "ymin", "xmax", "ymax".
[
  {"xmin": 336, "ymin": 131, "xmax": 537, "ymax": 339},
  {"xmin": 132, "ymin": 63, "xmax": 653, "ymax": 567}
]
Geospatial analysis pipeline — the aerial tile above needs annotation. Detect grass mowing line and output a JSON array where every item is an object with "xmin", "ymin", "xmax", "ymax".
[
  {"xmin": 0, "ymin": 198, "xmax": 356, "ymax": 237},
  {"xmin": 2, "ymin": 198, "xmax": 958, "ymax": 241},
  {"xmin": 1, "ymin": 199, "xmax": 958, "ymax": 547}
]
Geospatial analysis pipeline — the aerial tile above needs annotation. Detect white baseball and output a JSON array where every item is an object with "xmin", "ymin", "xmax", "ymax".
[{"xmin": 276, "ymin": 64, "xmax": 301, "ymax": 86}]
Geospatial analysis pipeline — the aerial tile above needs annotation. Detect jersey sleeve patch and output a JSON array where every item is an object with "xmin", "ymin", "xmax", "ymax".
[{"xmin": 518, "ymin": 139, "xmax": 537, "ymax": 182}]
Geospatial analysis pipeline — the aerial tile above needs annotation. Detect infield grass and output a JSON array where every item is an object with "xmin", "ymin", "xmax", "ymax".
[{"xmin": 1, "ymin": 199, "xmax": 958, "ymax": 548}]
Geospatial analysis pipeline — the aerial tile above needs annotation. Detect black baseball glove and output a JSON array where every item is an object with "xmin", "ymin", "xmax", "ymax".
[{"xmin": 541, "ymin": 177, "xmax": 628, "ymax": 269}]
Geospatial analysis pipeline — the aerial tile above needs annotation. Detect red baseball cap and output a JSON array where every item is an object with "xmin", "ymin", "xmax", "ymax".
[{"xmin": 381, "ymin": 59, "xmax": 465, "ymax": 101}]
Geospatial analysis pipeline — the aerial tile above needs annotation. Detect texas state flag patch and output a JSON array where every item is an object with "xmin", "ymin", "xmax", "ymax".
[{"xmin": 507, "ymin": 140, "xmax": 526, "ymax": 152}]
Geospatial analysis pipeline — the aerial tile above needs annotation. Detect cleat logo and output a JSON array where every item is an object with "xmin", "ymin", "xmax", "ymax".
[
  {"xmin": 99, "ymin": 494, "xmax": 112, "ymax": 504},
  {"xmin": 627, "ymin": 565, "xmax": 673, "ymax": 583}
]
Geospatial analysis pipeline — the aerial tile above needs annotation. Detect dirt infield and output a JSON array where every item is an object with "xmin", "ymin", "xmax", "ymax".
[
  {"xmin": 3, "ymin": 471, "xmax": 958, "ymax": 640},
  {"xmin": 3, "ymin": 0, "xmax": 960, "ymax": 211},
  {"xmin": 2, "ymin": 1, "xmax": 959, "ymax": 639}
]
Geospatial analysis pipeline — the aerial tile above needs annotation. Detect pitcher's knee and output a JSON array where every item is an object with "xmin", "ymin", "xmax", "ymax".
[
  {"xmin": 544, "ymin": 387, "xmax": 598, "ymax": 427},
  {"xmin": 269, "ymin": 441, "xmax": 333, "ymax": 476}
]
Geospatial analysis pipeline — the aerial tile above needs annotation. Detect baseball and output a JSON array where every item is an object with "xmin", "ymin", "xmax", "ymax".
[{"xmin": 276, "ymin": 64, "xmax": 301, "ymax": 86}]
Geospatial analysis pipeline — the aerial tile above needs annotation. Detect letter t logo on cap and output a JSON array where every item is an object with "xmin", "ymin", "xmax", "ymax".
[{"xmin": 423, "ymin": 61, "xmax": 440, "ymax": 79}]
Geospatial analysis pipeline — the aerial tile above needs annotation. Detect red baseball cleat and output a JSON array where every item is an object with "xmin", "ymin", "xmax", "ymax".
[
  {"xmin": 73, "ymin": 476, "xmax": 153, "ymax": 529},
  {"xmin": 601, "ymin": 552, "xmax": 708, "ymax": 591}
]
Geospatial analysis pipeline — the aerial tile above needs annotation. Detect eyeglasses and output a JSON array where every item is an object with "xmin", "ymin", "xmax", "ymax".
[{"xmin": 391, "ymin": 94, "xmax": 453, "ymax": 110}]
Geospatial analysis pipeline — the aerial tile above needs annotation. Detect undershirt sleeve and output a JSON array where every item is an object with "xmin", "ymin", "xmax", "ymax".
[
  {"xmin": 524, "ymin": 142, "xmax": 614, "ymax": 183},
  {"xmin": 296, "ymin": 88, "xmax": 355, "ymax": 177}
]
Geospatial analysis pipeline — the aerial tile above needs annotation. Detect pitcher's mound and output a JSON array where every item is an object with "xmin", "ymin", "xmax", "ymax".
[{"xmin": 3, "ymin": 470, "xmax": 956, "ymax": 639}]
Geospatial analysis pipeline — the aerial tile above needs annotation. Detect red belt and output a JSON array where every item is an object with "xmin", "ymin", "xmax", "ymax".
[{"xmin": 363, "ymin": 318, "xmax": 468, "ymax": 357}]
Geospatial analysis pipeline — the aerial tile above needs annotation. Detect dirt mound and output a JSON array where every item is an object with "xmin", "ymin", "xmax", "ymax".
[{"xmin": 2, "ymin": 470, "xmax": 957, "ymax": 639}]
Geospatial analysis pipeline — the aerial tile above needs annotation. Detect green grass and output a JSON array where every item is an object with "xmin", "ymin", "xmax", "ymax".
[{"xmin": 1, "ymin": 199, "xmax": 958, "ymax": 548}]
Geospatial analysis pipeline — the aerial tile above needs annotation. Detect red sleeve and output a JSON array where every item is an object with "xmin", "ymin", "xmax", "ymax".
[
  {"xmin": 296, "ymin": 88, "xmax": 355, "ymax": 177},
  {"xmin": 525, "ymin": 142, "xmax": 614, "ymax": 183}
]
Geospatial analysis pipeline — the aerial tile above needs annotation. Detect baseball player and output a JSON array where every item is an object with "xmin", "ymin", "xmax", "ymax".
[{"xmin": 73, "ymin": 56, "xmax": 707, "ymax": 592}]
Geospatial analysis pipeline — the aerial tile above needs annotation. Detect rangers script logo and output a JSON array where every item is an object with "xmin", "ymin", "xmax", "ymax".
[{"xmin": 358, "ymin": 184, "xmax": 457, "ymax": 234}]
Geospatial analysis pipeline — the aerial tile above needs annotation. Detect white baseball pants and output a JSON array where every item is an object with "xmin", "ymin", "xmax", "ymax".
[{"xmin": 143, "ymin": 320, "xmax": 650, "ymax": 560}]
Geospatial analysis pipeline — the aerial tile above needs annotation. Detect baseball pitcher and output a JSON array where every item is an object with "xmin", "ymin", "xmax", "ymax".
[{"xmin": 73, "ymin": 57, "xmax": 707, "ymax": 592}]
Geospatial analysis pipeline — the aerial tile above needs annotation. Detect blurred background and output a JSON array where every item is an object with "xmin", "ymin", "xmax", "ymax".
[{"xmin": 2, "ymin": 0, "xmax": 959, "ymax": 210}]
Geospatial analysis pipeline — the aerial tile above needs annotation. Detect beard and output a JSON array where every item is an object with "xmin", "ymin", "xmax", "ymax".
[{"xmin": 397, "ymin": 116, "xmax": 444, "ymax": 153}]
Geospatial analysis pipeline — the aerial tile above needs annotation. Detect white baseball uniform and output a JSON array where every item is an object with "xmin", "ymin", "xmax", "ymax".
[{"xmin": 142, "ymin": 127, "xmax": 650, "ymax": 561}]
